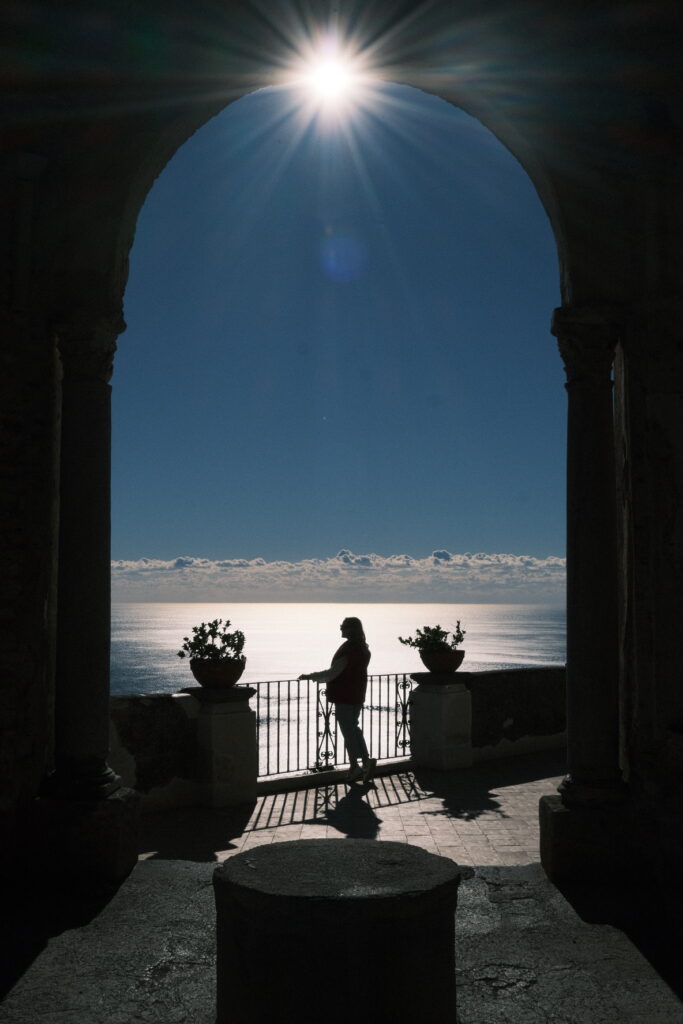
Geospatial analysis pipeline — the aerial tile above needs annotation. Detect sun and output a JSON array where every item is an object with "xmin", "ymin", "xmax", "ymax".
[
  {"xmin": 284, "ymin": 36, "xmax": 374, "ymax": 117},
  {"xmin": 304, "ymin": 56, "xmax": 357, "ymax": 104}
]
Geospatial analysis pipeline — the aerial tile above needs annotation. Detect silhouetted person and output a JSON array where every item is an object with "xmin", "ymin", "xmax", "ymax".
[{"xmin": 299, "ymin": 616, "xmax": 376, "ymax": 784}]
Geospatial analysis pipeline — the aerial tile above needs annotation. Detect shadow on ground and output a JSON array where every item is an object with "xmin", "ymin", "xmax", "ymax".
[
  {"xmin": 135, "ymin": 748, "xmax": 568, "ymax": 862},
  {"xmin": 557, "ymin": 878, "xmax": 683, "ymax": 1001},
  {"xmin": 137, "ymin": 801, "xmax": 255, "ymax": 862},
  {"xmin": 413, "ymin": 746, "xmax": 567, "ymax": 820},
  {"xmin": 1, "ymin": 875, "xmax": 118, "ymax": 1000}
]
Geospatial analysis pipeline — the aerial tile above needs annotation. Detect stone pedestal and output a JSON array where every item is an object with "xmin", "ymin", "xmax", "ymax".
[
  {"xmin": 189, "ymin": 686, "xmax": 257, "ymax": 806},
  {"xmin": 213, "ymin": 838, "xmax": 470, "ymax": 1024},
  {"xmin": 409, "ymin": 674, "xmax": 473, "ymax": 769},
  {"xmin": 31, "ymin": 786, "xmax": 140, "ymax": 886}
]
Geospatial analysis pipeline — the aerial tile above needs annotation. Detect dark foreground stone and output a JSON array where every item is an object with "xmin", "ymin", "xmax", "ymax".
[{"xmin": 213, "ymin": 838, "xmax": 469, "ymax": 1024}]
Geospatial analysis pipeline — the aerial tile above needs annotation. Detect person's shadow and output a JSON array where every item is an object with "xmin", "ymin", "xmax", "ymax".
[{"xmin": 317, "ymin": 784, "xmax": 382, "ymax": 839}]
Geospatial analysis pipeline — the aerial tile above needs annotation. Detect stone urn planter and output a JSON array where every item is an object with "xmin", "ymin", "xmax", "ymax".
[
  {"xmin": 178, "ymin": 619, "xmax": 247, "ymax": 688},
  {"xmin": 419, "ymin": 647, "xmax": 465, "ymax": 674},
  {"xmin": 398, "ymin": 623, "xmax": 467, "ymax": 677},
  {"xmin": 190, "ymin": 658, "xmax": 246, "ymax": 688}
]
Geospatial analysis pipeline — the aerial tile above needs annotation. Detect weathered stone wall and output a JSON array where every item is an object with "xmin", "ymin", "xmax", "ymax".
[
  {"xmin": 109, "ymin": 694, "xmax": 200, "ymax": 811},
  {"xmin": 109, "ymin": 689, "xmax": 258, "ymax": 810},
  {"xmin": 111, "ymin": 669, "xmax": 566, "ymax": 812},
  {"xmin": 464, "ymin": 667, "xmax": 566, "ymax": 760},
  {"xmin": 618, "ymin": 318, "xmax": 683, "ymax": 800}
]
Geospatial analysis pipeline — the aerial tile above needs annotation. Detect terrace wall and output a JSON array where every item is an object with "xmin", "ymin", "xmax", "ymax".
[{"xmin": 109, "ymin": 667, "xmax": 566, "ymax": 812}]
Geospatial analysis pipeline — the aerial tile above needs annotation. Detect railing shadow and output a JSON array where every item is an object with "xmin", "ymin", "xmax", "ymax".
[
  {"xmin": 139, "ymin": 750, "xmax": 567, "ymax": 863},
  {"xmin": 138, "ymin": 768, "xmax": 430, "ymax": 861}
]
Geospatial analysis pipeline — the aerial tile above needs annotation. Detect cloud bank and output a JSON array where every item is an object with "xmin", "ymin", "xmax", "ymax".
[{"xmin": 111, "ymin": 549, "xmax": 565, "ymax": 603}]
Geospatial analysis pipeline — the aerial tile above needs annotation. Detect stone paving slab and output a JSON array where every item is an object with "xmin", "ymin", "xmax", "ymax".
[
  {"xmin": 136, "ymin": 750, "xmax": 561, "ymax": 867},
  {"xmin": 3, "ymin": 751, "xmax": 683, "ymax": 1023},
  {"xmin": 3, "ymin": 860, "xmax": 682, "ymax": 1024}
]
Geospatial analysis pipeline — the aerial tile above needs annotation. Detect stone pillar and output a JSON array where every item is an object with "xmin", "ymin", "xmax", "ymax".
[
  {"xmin": 51, "ymin": 322, "xmax": 121, "ymax": 798},
  {"xmin": 35, "ymin": 317, "xmax": 140, "ymax": 885},
  {"xmin": 550, "ymin": 306, "xmax": 624, "ymax": 804},
  {"xmin": 540, "ymin": 307, "xmax": 630, "ymax": 883},
  {"xmin": 409, "ymin": 674, "xmax": 473, "ymax": 769}
]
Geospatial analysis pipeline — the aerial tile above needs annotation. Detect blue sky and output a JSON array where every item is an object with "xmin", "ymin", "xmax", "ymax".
[{"xmin": 112, "ymin": 80, "xmax": 564, "ymax": 601}]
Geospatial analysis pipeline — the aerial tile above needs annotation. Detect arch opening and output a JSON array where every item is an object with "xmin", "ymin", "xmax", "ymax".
[{"xmin": 111, "ymin": 79, "xmax": 564, "ymax": 690}]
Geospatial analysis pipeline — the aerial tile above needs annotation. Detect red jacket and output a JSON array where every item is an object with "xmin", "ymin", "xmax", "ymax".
[{"xmin": 325, "ymin": 639, "xmax": 371, "ymax": 705}]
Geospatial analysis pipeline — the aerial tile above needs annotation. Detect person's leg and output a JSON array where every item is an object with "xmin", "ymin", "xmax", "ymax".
[
  {"xmin": 335, "ymin": 703, "xmax": 369, "ymax": 766},
  {"xmin": 344, "ymin": 705, "xmax": 376, "ymax": 783}
]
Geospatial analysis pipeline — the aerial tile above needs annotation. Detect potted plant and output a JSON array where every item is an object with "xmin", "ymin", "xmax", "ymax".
[
  {"xmin": 177, "ymin": 618, "xmax": 246, "ymax": 688},
  {"xmin": 398, "ymin": 622, "xmax": 466, "ymax": 673}
]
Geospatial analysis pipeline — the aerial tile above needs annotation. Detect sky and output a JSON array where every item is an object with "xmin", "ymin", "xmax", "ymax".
[{"xmin": 112, "ymin": 72, "xmax": 564, "ymax": 603}]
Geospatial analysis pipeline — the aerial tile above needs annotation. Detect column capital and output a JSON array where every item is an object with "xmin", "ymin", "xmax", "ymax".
[
  {"xmin": 551, "ymin": 305, "xmax": 620, "ymax": 386},
  {"xmin": 56, "ymin": 312, "xmax": 125, "ymax": 383}
]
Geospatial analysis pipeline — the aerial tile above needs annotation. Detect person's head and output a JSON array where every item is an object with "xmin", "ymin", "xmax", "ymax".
[{"xmin": 340, "ymin": 617, "xmax": 366, "ymax": 642}]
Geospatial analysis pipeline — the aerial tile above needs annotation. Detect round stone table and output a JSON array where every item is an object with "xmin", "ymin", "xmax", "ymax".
[{"xmin": 213, "ymin": 837, "xmax": 471, "ymax": 1024}]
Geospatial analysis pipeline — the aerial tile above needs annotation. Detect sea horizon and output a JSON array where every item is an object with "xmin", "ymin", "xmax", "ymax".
[{"xmin": 111, "ymin": 601, "xmax": 566, "ymax": 696}]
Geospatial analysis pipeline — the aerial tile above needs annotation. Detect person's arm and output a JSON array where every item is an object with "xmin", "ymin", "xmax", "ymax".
[{"xmin": 298, "ymin": 656, "xmax": 347, "ymax": 682}]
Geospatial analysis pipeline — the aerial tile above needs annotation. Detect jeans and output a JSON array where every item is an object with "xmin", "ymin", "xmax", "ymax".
[{"xmin": 334, "ymin": 702, "xmax": 369, "ymax": 762}]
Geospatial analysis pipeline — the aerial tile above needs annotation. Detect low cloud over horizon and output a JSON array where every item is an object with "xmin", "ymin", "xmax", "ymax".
[{"xmin": 111, "ymin": 549, "xmax": 565, "ymax": 603}]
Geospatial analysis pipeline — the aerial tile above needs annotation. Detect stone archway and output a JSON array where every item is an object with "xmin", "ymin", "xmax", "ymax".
[{"xmin": 5, "ymin": 1, "xmax": 683, "ymax": 883}]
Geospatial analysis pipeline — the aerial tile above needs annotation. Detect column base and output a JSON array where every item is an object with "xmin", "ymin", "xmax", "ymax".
[
  {"xmin": 43, "ymin": 756, "xmax": 122, "ymax": 800},
  {"xmin": 31, "ymin": 787, "xmax": 140, "ymax": 888},
  {"xmin": 539, "ymin": 794, "xmax": 633, "ymax": 883},
  {"xmin": 558, "ymin": 773, "xmax": 628, "ymax": 807}
]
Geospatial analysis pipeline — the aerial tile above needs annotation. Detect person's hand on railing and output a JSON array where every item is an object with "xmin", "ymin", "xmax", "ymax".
[{"xmin": 298, "ymin": 658, "xmax": 347, "ymax": 683}]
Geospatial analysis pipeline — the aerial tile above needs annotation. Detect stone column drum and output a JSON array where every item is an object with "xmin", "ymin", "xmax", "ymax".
[{"xmin": 213, "ymin": 838, "xmax": 470, "ymax": 1024}]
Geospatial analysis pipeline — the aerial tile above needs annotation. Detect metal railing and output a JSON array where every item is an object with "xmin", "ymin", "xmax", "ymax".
[{"xmin": 254, "ymin": 673, "xmax": 416, "ymax": 779}]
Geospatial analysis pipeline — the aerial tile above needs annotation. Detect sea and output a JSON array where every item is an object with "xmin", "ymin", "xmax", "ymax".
[{"xmin": 111, "ymin": 602, "xmax": 566, "ymax": 696}]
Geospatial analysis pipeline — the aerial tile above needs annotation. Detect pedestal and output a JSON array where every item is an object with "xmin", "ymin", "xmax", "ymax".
[
  {"xmin": 188, "ymin": 686, "xmax": 257, "ymax": 806},
  {"xmin": 409, "ymin": 674, "xmax": 472, "ymax": 769},
  {"xmin": 213, "ymin": 838, "xmax": 470, "ymax": 1024},
  {"xmin": 31, "ymin": 786, "xmax": 140, "ymax": 886}
]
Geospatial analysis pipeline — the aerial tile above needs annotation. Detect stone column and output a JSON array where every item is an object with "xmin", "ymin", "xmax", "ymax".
[
  {"xmin": 34, "ymin": 315, "xmax": 140, "ymax": 885},
  {"xmin": 551, "ymin": 306, "xmax": 623, "ymax": 803},
  {"xmin": 51, "ymin": 320, "xmax": 121, "ymax": 798}
]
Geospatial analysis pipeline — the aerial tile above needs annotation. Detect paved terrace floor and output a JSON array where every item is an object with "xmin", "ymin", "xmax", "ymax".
[{"xmin": 3, "ymin": 749, "xmax": 683, "ymax": 1023}]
